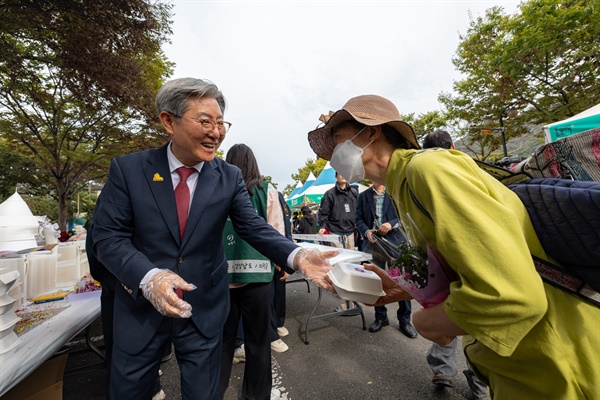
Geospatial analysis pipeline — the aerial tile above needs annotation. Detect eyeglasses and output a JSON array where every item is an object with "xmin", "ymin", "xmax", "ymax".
[{"xmin": 177, "ymin": 115, "xmax": 232, "ymax": 133}]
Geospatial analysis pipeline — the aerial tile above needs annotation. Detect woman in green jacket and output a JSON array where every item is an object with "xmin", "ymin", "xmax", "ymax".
[{"xmin": 307, "ymin": 95, "xmax": 599, "ymax": 399}]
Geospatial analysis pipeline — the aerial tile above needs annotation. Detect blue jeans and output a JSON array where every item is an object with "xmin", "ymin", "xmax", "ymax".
[
  {"xmin": 374, "ymin": 300, "xmax": 411, "ymax": 325},
  {"xmin": 427, "ymin": 338, "xmax": 488, "ymax": 399}
]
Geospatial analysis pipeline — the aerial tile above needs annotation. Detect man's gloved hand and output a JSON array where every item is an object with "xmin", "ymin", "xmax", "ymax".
[
  {"xmin": 293, "ymin": 248, "xmax": 340, "ymax": 291},
  {"xmin": 142, "ymin": 269, "xmax": 196, "ymax": 318}
]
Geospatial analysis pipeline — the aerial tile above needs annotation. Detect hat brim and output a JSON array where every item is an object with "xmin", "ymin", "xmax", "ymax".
[{"xmin": 307, "ymin": 109, "xmax": 420, "ymax": 161}]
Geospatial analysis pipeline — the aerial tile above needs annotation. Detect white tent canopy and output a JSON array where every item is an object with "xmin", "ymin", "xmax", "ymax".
[{"xmin": 0, "ymin": 191, "xmax": 39, "ymax": 252}]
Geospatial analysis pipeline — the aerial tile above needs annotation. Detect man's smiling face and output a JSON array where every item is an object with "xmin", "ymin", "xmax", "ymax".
[{"xmin": 165, "ymin": 96, "xmax": 225, "ymax": 165}]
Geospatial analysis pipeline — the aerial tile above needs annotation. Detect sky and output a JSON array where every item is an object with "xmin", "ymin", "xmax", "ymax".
[{"xmin": 162, "ymin": 0, "xmax": 520, "ymax": 190}]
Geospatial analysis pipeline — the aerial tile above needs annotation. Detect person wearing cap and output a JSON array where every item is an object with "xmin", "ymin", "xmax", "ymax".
[{"xmin": 307, "ymin": 95, "xmax": 599, "ymax": 399}]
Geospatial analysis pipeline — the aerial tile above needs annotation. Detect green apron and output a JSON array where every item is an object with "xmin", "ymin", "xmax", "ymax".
[{"xmin": 223, "ymin": 182, "xmax": 274, "ymax": 283}]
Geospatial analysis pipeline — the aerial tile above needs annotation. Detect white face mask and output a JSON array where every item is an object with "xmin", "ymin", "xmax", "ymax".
[{"xmin": 330, "ymin": 127, "xmax": 373, "ymax": 183}]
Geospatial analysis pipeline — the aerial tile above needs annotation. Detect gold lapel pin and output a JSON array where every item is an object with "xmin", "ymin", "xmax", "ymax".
[{"xmin": 153, "ymin": 173, "xmax": 164, "ymax": 182}]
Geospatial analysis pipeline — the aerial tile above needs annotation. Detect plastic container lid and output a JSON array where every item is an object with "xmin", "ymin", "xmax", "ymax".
[{"xmin": 327, "ymin": 262, "xmax": 385, "ymax": 304}]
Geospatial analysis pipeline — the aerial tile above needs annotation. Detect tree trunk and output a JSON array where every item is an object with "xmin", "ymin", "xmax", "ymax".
[{"xmin": 57, "ymin": 181, "xmax": 69, "ymax": 232}]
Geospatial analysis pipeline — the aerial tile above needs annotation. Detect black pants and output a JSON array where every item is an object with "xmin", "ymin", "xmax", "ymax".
[
  {"xmin": 271, "ymin": 268, "xmax": 286, "ymax": 339},
  {"xmin": 220, "ymin": 282, "xmax": 272, "ymax": 400}
]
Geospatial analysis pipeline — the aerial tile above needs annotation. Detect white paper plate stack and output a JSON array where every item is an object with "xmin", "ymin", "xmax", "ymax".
[{"xmin": 0, "ymin": 270, "xmax": 22, "ymax": 356}]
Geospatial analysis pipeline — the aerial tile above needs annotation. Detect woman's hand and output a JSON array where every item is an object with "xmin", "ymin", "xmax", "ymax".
[{"xmin": 362, "ymin": 263, "xmax": 412, "ymax": 306}]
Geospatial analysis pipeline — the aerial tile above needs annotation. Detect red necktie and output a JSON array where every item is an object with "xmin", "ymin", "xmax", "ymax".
[
  {"xmin": 175, "ymin": 167, "xmax": 197, "ymax": 239},
  {"xmin": 174, "ymin": 167, "xmax": 196, "ymax": 299}
]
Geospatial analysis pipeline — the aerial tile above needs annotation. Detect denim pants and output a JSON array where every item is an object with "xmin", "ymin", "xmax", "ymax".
[
  {"xmin": 374, "ymin": 300, "xmax": 411, "ymax": 324},
  {"xmin": 427, "ymin": 338, "xmax": 488, "ymax": 399}
]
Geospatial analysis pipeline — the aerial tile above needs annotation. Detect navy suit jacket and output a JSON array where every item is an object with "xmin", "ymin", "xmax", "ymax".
[
  {"xmin": 355, "ymin": 187, "xmax": 400, "ymax": 245},
  {"xmin": 92, "ymin": 143, "xmax": 297, "ymax": 354}
]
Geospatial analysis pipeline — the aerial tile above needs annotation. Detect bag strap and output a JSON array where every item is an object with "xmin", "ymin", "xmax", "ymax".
[{"xmin": 532, "ymin": 255, "xmax": 600, "ymax": 307}]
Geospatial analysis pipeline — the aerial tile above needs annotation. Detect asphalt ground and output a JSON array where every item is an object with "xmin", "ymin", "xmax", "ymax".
[{"xmin": 63, "ymin": 281, "xmax": 480, "ymax": 400}]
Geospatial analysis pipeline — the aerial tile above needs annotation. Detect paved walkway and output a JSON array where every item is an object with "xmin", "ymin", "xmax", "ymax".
[{"xmin": 63, "ymin": 280, "xmax": 479, "ymax": 399}]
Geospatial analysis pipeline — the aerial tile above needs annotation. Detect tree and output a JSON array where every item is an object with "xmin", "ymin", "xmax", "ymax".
[
  {"xmin": 0, "ymin": 138, "xmax": 52, "ymax": 201},
  {"xmin": 401, "ymin": 111, "xmax": 449, "ymax": 142},
  {"xmin": 0, "ymin": 0, "xmax": 174, "ymax": 230},
  {"xmin": 440, "ymin": 0, "xmax": 600, "ymax": 160}
]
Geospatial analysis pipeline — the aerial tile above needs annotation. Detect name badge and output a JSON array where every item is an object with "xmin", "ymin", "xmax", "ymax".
[{"xmin": 344, "ymin": 203, "xmax": 350, "ymax": 213}]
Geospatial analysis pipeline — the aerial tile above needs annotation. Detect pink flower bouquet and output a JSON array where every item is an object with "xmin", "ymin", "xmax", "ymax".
[{"xmin": 390, "ymin": 243, "xmax": 457, "ymax": 308}]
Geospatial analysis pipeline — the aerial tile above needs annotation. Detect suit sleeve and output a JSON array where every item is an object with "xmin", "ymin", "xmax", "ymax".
[
  {"xmin": 355, "ymin": 193, "xmax": 370, "ymax": 238},
  {"xmin": 91, "ymin": 158, "xmax": 157, "ymax": 297}
]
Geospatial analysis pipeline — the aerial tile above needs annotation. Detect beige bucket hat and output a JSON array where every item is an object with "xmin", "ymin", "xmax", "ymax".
[{"xmin": 307, "ymin": 94, "xmax": 419, "ymax": 160}]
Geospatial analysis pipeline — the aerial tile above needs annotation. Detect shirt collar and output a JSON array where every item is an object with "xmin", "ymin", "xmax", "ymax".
[{"xmin": 167, "ymin": 142, "xmax": 204, "ymax": 174}]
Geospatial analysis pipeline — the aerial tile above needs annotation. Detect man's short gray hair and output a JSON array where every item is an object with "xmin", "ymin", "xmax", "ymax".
[{"xmin": 155, "ymin": 77, "xmax": 226, "ymax": 118}]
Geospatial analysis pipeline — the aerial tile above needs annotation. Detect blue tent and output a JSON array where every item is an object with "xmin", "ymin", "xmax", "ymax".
[
  {"xmin": 285, "ymin": 172, "xmax": 316, "ymax": 209},
  {"xmin": 285, "ymin": 181, "xmax": 303, "ymax": 200},
  {"xmin": 287, "ymin": 162, "xmax": 338, "ymax": 208}
]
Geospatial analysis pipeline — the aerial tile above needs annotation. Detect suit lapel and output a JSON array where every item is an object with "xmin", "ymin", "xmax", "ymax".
[
  {"xmin": 145, "ymin": 144, "xmax": 181, "ymax": 244},
  {"xmin": 182, "ymin": 159, "xmax": 220, "ymax": 247}
]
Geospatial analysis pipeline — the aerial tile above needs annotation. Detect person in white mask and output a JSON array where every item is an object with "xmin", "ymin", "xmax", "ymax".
[{"xmin": 306, "ymin": 95, "xmax": 599, "ymax": 399}]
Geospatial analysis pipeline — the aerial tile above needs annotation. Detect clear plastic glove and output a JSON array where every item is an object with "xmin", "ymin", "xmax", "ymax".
[
  {"xmin": 293, "ymin": 248, "xmax": 340, "ymax": 291},
  {"xmin": 362, "ymin": 263, "xmax": 413, "ymax": 306},
  {"xmin": 142, "ymin": 269, "xmax": 196, "ymax": 318}
]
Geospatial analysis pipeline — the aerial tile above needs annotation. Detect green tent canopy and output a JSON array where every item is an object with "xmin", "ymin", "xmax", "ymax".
[{"xmin": 543, "ymin": 104, "xmax": 600, "ymax": 143}]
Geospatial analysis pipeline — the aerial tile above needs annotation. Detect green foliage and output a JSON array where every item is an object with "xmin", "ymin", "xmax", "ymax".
[
  {"xmin": 390, "ymin": 242, "xmax": 428, "ymax": 288},
  {"xmin": 440, "ymin": 0, "xmax": 600, "ymax": 159},
  {"xmin": 21, "ymin": 190, "xmax": 98, "ymax": 223},
  {"xmin": 0, "ymin": 139, "xmax": 53, "ymax": 202},
  {"xmin": 23, "ymin": 195, "xmax": 59, "ymax": 222},
  {"xmin": 0, "ymin": 0, "xmax": 174, "ymax": 229},
  {"xmin": 401, "ymin": 111, "xmax": 449, "ymax": 142}
]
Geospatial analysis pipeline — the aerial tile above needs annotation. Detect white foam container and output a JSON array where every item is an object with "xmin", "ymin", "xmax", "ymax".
[
  {"xmin": 0, "ymin": 310, "xmax": 20, "ymax": 331},
  {"xmin": 328, "ymin": 262, "xmax": 385, "ymax": 304},
  {"xmin": 0, "ymin": 270, "xmax": 19, "ymax": 297},
  {"xmin": 0, "ymin": 315, "xmax": 18, "ymax": 340},
  {"xmin": 0, "ymin": 294, "xmax": 16, "ymax": 314},
  {"xmin": 0, "ymin": 331, "xmax": 21, "ymax": 355}
]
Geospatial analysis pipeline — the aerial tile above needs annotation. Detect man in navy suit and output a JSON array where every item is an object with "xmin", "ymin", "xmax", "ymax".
[
  {"xmin": 91, "ymin": 77, "xmax": 335, "ymax": 400},
  {"xmin": 355, "ymin": 182, "xmax": 417, "ymax": 338}
]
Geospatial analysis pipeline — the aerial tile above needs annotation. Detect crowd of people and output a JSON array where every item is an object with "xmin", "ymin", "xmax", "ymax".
[{"xmin": 86, "ymin": 77, "xmax": 599, "ymax": 400}]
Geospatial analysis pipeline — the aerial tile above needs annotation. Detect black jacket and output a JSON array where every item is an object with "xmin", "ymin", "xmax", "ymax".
[
  {"xmin": 298, "ymin": 214, "xmax": 317, "ymax": 234},
  {"xmin": 317, "ymin": 183, "xmax": 358, "ymax": 233}
]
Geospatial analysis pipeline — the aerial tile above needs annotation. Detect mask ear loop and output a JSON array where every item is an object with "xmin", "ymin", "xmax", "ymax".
[
  {"xmin": 349, "ymin": 126, "xmax": 368, "ymax": 142},
  {"xmin": 354, "ymin": 126, "xmax": 375, "ymax": 151}
]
